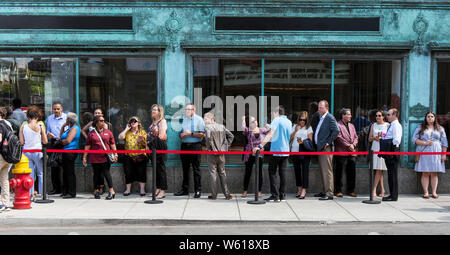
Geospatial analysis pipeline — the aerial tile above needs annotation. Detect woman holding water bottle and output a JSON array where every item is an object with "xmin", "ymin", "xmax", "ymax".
[
  {"xmin": 118, "ymin": 116, "xmax": 148, "ymax": 196},
  {"xmin": 368, "ymin": 110, "xmax": 389, "ymax": 198}
]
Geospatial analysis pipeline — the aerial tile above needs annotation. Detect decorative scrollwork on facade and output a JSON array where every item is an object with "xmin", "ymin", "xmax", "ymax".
[
  {"xmin": 412, "ymin": 13, "xmax": 429, "ymax": 54},
  {"xmin": 165, "ymin": 11, "xmax": 183, "ymax": 52},
  {"xmin": 410, "ymin": 103, "xmax": 430, "ymax": 118}
]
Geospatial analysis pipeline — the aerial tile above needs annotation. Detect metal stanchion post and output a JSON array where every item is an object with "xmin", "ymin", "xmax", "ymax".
[
  {"xmin": 248, "ymin": 150, "xmax": 265, "ymax": 205},
  {"xmin": 35, "ymin": 144, "xmax": 54, "ymax": 204},
  {"xmin": 145, "ymin": 148, "xmax": 163, "ymax": 204},
  {"xmin": 362, "ymin": 150, "xmax": 380, "ymax": 204}
]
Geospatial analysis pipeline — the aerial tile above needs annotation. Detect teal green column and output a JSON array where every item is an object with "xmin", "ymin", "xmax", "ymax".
[
  {"xmin": 331, "ymin": 59, "xmax": 335, "ymax": 115},
  {"xmin": 261, "ymin": 58, "xmax": 265, "ymax": 127}
]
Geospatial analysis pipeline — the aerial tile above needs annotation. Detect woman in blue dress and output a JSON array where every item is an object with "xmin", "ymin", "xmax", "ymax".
[{"xmin": 412, "ymin": 112, "xmax": 448, "ymax": 199}]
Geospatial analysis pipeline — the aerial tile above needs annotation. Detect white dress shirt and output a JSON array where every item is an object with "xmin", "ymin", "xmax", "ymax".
[
  {"xmin": 385, "ymin": 119, "xmax": 402, "ymax": 147},
  {"xmin": 314, "ymin": 112, "xmax": 328, "ymax": 143}
]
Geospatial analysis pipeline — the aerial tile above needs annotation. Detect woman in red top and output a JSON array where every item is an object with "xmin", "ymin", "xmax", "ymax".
[{"xmin": 83, "ymin": 115, "xmax": 118, "ymax": 200}]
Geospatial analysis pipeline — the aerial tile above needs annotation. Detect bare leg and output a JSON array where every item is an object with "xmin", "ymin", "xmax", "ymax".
[
  {"xmin": 372, "ymin": 170, "xmax": 381, "ymax": 197},
  {"xmin": 379, "ymin": 174, "xmax": 385, "ymax": 197},
  {"xmin": 421, "ymin": 172, "xmax": 430, "ymax": 196},
  {"xmin": 125, "ymin": 184, "xmax": 131, "ymax": 193},
  {"xmin": 430, "ymin": 172, "xmax": 438, "ymax": 197},
  {"xmin": 139, "ymin": 182, "xmax": 146, "ymax": 194}
]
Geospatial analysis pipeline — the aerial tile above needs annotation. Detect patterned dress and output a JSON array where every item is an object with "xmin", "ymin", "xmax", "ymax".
[
  {"xmin": 412, "ymin": 126, "xmax": 448, "ymax": 173},
  {"xmin": 371, "ymin": 122, "xmax": 389, "ymax": 170}
]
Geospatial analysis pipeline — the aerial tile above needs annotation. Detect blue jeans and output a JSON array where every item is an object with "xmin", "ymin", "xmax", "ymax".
[{"xmin": 25, "ymin": 152, "xmax": 43, "ymax": 195}]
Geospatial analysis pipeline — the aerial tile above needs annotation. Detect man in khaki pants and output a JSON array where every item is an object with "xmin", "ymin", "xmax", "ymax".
[
  {"xmin": 0, "ymin": 107, "xmax": 13, "ymax": 212},
  {"xmin": 311, "ymin": 100, "xmax": 340, "ymax": 200},
  {"xmin": 204, "ymin": 112, "xmax": 234, "ymax": 200}
]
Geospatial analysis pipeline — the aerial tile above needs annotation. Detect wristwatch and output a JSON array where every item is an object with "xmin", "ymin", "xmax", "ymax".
[{"xmin": 258, "ymin": 144, "xmax": 264, "ymax": 149}]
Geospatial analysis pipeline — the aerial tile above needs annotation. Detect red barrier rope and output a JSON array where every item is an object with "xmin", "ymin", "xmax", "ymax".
[{"xmin": 21, "ymin": 149, "xmax": 450, "ymax": 155}]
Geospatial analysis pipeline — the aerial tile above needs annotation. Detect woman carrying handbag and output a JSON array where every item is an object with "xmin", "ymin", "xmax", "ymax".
[
  {"xmin": 83, "ymin": 115, "xmax": 118, "ymax": 200},
  {"xmin": 289, "ymin": 111, "xmax": 313, "ymax": 199}
]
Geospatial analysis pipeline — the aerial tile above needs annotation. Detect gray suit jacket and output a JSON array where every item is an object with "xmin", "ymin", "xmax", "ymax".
[{"xmin": 311, "ymin": 113, "xmax": 340, "ymax": 151}]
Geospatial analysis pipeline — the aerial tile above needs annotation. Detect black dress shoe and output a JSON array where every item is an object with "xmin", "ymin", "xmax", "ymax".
[
  {"xmin": 94, "ymin": 192, "xmax": 100, "ymax": 199},
  {"xmin": 319, "ymin": 195, "xmax": 334, "ymax": 200},
  {"xmin": 382, "ymin": 196, "xmax": 397, "ymax": 202},
  {"xmin": 49, "ymin": 190, "xmax": 61, "ymax": 195},
  {"xmin": 314, "ymin": 192, "xmax": 326, "ymax": 197},
  {"xmin": 193, "ymin": 191, "xmax": 201, "ymax": 198},
  {"xmin": 174, "ymin": 190, "xmax": 188, "ymax": 196},
  {"xmin": 62, "ymin": 194, "xmax": 75, "ymax": 199}
]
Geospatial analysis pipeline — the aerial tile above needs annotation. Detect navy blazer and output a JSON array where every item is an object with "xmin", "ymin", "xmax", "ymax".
[{"xmin": 311, "ymin": 112, "xmax": 340, "ymax": 151}]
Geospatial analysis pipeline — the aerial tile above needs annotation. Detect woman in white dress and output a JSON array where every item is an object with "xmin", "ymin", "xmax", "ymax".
[{"xmin": 368, "ymin": 110, "xmax": 389, "ymax": 198}]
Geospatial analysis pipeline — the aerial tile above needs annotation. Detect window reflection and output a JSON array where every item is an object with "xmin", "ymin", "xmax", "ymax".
[
  {"xmin": 436, "ymin": 60, "xmax": 450, "ymax": 168},
  {"xmin": 334, "ymin": 60, "xmax": 402, "ymax": 163},
  {"xmin": 0, "ymin": 57, "xmax": 75, "ymax": 118},
  {"xmin": 79, "ymin": 57, "xmax": 158, "ymax": 146},
  {"xmin": 194, "ymin": 58, "xmax": 262, "ymax": 164}
]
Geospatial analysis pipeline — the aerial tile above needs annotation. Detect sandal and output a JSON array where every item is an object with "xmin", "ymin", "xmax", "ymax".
[
  {"xmin": 432, "ymin": 194, "xmax": 439, "ymax": 199},
  {"xmin": 423, "ymin": 194, "xmax": 430, "ymax": 199}
]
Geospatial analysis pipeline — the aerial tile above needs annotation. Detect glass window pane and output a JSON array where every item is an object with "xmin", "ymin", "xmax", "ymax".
[
  {"xmin": 193, "ymin": 58, "xmax": 261, "ymax": 164},
  {"xmin": 0, "ymin": 57, "xmax": 75, "ymax": 121},
  {"xmin": 436, "ymin": 60, "xmax": 450, "ymax": 168},
  {"xmin": 79, "ymin": 57, "xmax": 158, "ymax": 146},
  {"xmin": 334, "ymin": 60, "xmax": 402, "ymax": 164}
]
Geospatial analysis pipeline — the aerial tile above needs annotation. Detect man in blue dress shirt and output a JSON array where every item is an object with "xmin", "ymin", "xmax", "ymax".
[
  {"xmin": 174, "ymin": 103, "xmax": 205, "ymax": 198},
  {"xmin": 46, "ymin": 102, "xmax": 67, "ymax": 195}
]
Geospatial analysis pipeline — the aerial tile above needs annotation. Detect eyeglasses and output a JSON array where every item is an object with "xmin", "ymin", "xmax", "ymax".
[
  {"xmin": 299, "ymin": 119, "xmax": 307, "ymax": 122},
  {"xmin": 185, "ymin": 108, "xmax": 194, "ymax": 111}
]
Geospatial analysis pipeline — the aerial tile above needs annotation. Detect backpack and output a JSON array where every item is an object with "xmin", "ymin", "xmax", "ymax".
[{"xmin": 0, "ymin": 120, "xmax": 23, "ymax": 164}]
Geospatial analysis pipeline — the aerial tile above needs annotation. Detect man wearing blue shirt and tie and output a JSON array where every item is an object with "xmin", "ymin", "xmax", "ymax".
[{"xmin": 174, "ymin": 103, "xmax": 206, "ymax": 198}]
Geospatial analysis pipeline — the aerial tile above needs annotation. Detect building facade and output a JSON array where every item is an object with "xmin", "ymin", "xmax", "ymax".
[{"xmin": 1, "ymin": 0, "xmax": 449, "ymax": 193}]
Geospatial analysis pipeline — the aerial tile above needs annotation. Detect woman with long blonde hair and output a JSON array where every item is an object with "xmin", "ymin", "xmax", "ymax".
[{"xmin": 147, "ymin": 104, "xmax": 168, "ymax": 199}]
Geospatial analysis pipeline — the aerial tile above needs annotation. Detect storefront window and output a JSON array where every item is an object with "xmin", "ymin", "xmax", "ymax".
[
  {"xmin": 436, "ymin": 60, "xmax": 450, "ymax": 168},
  {"xmin": 193, "ymin": 58, "xmax": 261, "ymax": 164},
  {"xmin": 333, "ymin": 60, "xmax": 401, "ymax": 163},
  {"xmin": 0, "ymin": 57, "xmax": 75, "ymax": 118},
  {"xmin": 79, "ymin": 57, "xmax": 158, "ymax": 145}
]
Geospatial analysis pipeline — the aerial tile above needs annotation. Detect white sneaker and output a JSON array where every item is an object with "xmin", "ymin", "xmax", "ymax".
[{"xmin": 0, "ymin": 205, "xmax": 5, "ymax": 212}]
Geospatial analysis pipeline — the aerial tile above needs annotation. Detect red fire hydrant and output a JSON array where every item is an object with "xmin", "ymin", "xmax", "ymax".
[{"xmin": 9, "ymin": 155, "xmax": 34, "ymax": 209}]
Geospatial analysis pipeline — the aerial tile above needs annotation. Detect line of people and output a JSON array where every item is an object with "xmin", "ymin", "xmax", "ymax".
[{"xmin": 0, "ymin": 99, "xmax": 447, "ymax": 211}]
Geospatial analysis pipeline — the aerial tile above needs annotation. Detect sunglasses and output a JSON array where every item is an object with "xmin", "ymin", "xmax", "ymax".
[
  {"xmin": 299, "ymin": 119, "xmax": 307, "ymax": 122},
  {"xmin": 376, "ymin": 115, "xmax": 383, "ymax": 117},
  {"xmin": 129, "ymin": 119, "xmax": 138, "ymax": 124}
]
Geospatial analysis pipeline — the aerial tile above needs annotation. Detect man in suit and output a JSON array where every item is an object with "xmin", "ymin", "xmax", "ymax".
[
  {"xmin": 334, "ymin": 108, "xmax": 359, "ymax": 197},
  {"xmin": 311, "ymin": 100, "xmax": 340, "ymax": 200},
  {"xmin": 381, "ymin": 108, "xmax": 402, "ymax": 202},
  {"xmin": 204, "ymin": 112, "xmax": 234, "ymax": 200}
]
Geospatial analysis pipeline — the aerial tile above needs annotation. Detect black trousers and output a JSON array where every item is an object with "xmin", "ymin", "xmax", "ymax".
[
  {"xmin": 292, "ymin": 155, "xmax": 311, "ymax": 189},
  {"xmin": 151, "ymin": 154, "xmax": 168, "ymax": 190},
  {"xmin": 124, "ymin": 156, "xmax": 148, "ymax": 184},
  {"xmin": 51, "ymin": 165, "xmax": 62, "ymax": 192},
  {"xmin": 334, "ymin": 156, "xmax": 356, "ymax": 193},
  {"xmin": 92, "ymin": 162, "xmax": 113, "ymax": 190},
  {"xmin": 180, "ymin": 142, "xmax": 202, "ymax": 192},
  {"xmin": 385, "ymin": 155, "xmax": 399, "ymax": 200},
  {"xmin": 243, "ymin": 155, "xmax": 263, "ymax": 192},
  {"xmin": 62, "ymin": 153, "xmax": 78, "ymax": 197},
  {"xmin": 268, "ymin": 156, "xmax": 288, "ymax": 197}
]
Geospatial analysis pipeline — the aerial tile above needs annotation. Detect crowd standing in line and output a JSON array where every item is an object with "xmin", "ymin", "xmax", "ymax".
[{"xmin": 0, "ymin": 97, "xmax": 448, "ymax": 211}]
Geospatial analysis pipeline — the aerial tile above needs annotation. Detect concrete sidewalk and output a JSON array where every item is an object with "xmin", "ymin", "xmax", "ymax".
[{"xmin": 1, "ymin": 193, "xmax": 449, "ymax": 225}]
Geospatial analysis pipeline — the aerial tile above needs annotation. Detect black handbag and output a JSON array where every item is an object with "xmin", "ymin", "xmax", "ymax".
[
  {"xmin": 379, "ymin": 138, "xmax": 394, "ymax": 160},
  {"xmin": 301, "ymin": 138, "xmax": 315, "ymax": 152}
]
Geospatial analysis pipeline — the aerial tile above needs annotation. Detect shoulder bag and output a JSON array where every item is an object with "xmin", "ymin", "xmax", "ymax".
[{"xmin": 94, "ymin": 129, "xmax": 116, "ymax": 163}]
